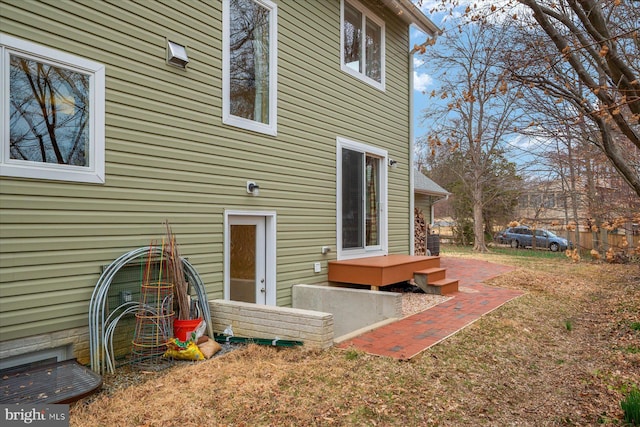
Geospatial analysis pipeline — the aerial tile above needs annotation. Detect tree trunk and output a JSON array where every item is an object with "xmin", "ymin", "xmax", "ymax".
[
  {"xmin": 472, "ymin": 186, "xmax": 488, "ymax": 252},
  {"xmin": 584, "ymin": 157, "xmax": 603, "ymax": 251},
  {"xmin": 565, "ymin": 130, "xmax": 581, "ymax": 247}
]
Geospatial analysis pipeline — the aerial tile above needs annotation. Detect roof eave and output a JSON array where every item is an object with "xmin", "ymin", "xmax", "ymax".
[
  {"xmin": 415, "ymin": 189, "xmax": 450, "ymax": 197},
  {"xmin": 380, "ymin": 0, "xmax": 442, "ymax": 36}
]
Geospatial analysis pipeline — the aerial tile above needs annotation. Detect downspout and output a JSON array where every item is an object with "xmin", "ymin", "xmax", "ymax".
[{"xmin": 409, "ymin": 40, "xmax": 416, "ymax": 255}]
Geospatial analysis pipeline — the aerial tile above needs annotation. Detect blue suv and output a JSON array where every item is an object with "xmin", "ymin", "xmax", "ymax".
[{"xmin": 497, "ymin": 226, "xmax": 570, "ymax": 252}]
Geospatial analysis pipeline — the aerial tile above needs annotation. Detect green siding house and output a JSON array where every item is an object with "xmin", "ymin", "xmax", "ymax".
[
  {"xmin": 0, "ymin": 0, "xmax": 439, "ymax": 366},
  {"xmin": 414, "ymin": 169, "xmax": 450, "ymax": 225}
]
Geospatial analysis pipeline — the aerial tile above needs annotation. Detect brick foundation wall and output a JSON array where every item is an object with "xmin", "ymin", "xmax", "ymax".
[
  {"xmin": 209, "ymin": 299, "xmax": 334, "ymax": 349},
  {"xmin": 0, "ymin": 327, "xmax": 91, "ymax": 367}
]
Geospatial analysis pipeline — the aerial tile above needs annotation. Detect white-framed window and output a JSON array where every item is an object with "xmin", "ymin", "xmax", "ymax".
[
  {"xmin": 337, "ymin": 137, "xmax": 388, "ymax": 260},
  {"xmin": 223, "ymin": 0, "xmax": 278, "ymax": 136},
  {"xmin": 0, "ymin": 34, "xmax": 105, "ymax": 184},
  {"xmin": 340, "ymin": 0, "xmax": 385, "ymax": 91}
]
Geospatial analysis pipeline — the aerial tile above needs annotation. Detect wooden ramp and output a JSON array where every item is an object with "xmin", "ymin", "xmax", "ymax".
[
  {"xmin": 328, "ymin": 254, "xmax": 445, "ymax": 291},
  {"xmin": 0, "ymin": 359, "xmax": 102, "ymax": 404}
]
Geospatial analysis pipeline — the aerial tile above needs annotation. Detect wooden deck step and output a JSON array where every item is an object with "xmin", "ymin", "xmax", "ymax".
[
  {"xmin": 413, "ymin": 267, "xmax": 447, "ymax": 288},
  {"xmin": 418, "ymin": 278, "xmax": 459, "ymax": 295},
  {"xmin": 413, "ymin": 266, "xmax": 459, "ymax": 295}
]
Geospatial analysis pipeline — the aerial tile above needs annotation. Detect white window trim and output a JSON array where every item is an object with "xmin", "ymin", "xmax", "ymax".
[
  {"xmin": 340, "ymin": 0, "xmax": 386, "ymax": 91},
  {"xmin": 0, "ymin": 34, "xmax": 105, "ymax": 184},
  {"xmin": 336, "ymin": 136, "xmax": 388, "ymax": 260},
  {"xmin": 222, "ymin": 0, "xmax": 278, "ymax": 136}
]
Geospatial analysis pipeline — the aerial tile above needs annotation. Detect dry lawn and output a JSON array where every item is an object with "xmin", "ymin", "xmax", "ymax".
[{"xmin": 71, "ymin": 250, "xmax": 640, "ymax": 426}]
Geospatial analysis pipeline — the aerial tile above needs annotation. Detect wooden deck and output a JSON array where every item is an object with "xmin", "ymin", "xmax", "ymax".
[{"xmin": 328, "ymin": 254, "xmax": 441, "ymax": 290}]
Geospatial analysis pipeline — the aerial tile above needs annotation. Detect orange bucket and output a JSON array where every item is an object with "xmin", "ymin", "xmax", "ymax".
[{"xmin": 173, "ymin": 318, "xmax": 203, "ymax": 341}]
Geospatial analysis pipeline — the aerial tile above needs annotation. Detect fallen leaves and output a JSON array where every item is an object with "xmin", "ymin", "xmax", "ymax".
[{"xmin": 70, "ymin": 253, "xmax": 640, "ymax": 426}]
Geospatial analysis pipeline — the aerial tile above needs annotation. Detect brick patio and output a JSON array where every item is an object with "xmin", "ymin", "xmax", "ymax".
[{"xmin": 336, "ymin": 257, "xmax": 524, "ymax": 359}]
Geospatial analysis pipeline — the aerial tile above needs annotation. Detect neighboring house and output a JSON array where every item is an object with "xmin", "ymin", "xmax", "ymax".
[
  {"xmin": 516, "ymin": 178, "xmax": 640, "ymax": 229},
  {"xmin": 0, "ymin": 0, "xmax": 440, "ymax": 367},
  {"xmin": 515, "ymin": 180, "xmax": 585, "ymax": 227},
  {"xmin": 413, "ymin": 169, "xmax": 449, "ymax": 254},
  {"xmin": 414, "ymin": 169, "xmax": 450, "ymax": 225},
  {"xmin": 515, "ymin": 179, "xmax": 639, "ymax": 252}
]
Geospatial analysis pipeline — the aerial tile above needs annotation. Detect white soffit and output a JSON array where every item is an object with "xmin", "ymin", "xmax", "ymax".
[{"xmin": 381, "ymin": 0, "xmax": 442, "ymax": 36}]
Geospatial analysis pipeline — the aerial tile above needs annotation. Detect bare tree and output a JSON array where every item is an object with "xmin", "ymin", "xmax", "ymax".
[
  {"xmin": 417, "ymin": 23, "xmax": 526, "ymax": 252},
  {"xmin": 418, "ymin": 0, "xmax": 639, "ymax": 197},
  {"xmin": 507, "ymin": 0, "xmax": 640, "ymax": 196}
]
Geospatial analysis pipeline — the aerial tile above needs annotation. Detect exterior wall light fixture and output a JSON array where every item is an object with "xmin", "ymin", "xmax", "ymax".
[
  {"xmin": 167, "ymin": 40, "xmax": 189, "ymax": 69},
  {"xmin": 388, "ymin": 159, "xmax": 398, "ymax": 169},
  {"xmin": 247, "ymin": 181, "xmax": 260, "ymax": 197}
]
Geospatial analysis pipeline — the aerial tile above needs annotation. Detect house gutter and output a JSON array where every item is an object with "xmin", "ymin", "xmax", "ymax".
[
  {"xmin": 381, "ymin": 0, "xmax": 442, "ymax": 36},
  {"xmin": 432, "ymin": 193, "xmax": 450, "ymax": 203}
]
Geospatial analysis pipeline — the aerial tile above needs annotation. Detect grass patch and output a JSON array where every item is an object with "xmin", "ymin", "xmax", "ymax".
[
  {"xmin": 564, "ymin": 319, "xmax": 573, "ymax": 331},
  {"xmin": 621, "ymin": 388, "xmax": 640, "ymax": 426},
  {"xmin": 344, "ymin": 348, "xmax": 361, "ymax": 360},
  {"xmin": 631, "ymin": 322, "xmax": 640, "ymax": 331},
  {"xmin": 442, "ymin": 244, "xmax": 566, "ymax": 259}
]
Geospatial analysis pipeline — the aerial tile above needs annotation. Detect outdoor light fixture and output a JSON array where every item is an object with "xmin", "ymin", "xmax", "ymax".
[
  {"xmin": 247, "ymin": 181, "xmax": 260, "ymax": 197},
  {"xmin": 167, "ymin": 40, "xmax": 189, "ymax": 69},
  {"xmin": 388, "ymin": 159, "xmax": 398, "ymax": 169}
]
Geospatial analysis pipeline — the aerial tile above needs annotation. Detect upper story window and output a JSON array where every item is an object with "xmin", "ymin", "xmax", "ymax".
[
  {"xmin": 0, "ymin": 34, "xmax": 105, "ymax": 183},
  {"xmin": 341, "ymin": 0, "xmax": 385, "ymax": 91},
  {"xmin": 223, "ymin": 0, "xmax": 278, "ymax": 136}
]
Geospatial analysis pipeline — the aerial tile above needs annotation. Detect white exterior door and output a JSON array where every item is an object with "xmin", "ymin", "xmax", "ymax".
[
  {"xmin": 225, "ymin": 211, "xmax": 276, "ymax": 305},
  {"xmin": 228, "ymin": 215, "xmax": 266, "ymax": 304}
]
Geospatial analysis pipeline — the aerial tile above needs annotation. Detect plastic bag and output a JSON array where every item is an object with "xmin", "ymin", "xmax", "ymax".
[
  {"xmin": 193, "ymin": 319, "xmax": 207, "ymax": 340},
  {"xmin": 163, "ymin": 338, "xmax": 205, "ymax": 361}
]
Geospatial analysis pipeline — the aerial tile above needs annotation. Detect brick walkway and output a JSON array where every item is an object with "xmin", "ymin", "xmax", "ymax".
[{"xmin": 336, "ymin": 257, "xmax": 524, "ymax": 360}]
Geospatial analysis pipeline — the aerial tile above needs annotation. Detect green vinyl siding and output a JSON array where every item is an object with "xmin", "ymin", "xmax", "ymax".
[
  {"xmin": 0, "ymin": 0, "xmax": 413, "ymax": 341},
  {"xmin": 415, "ymin": 194, "xmax": 434, "ymax": 224}
]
